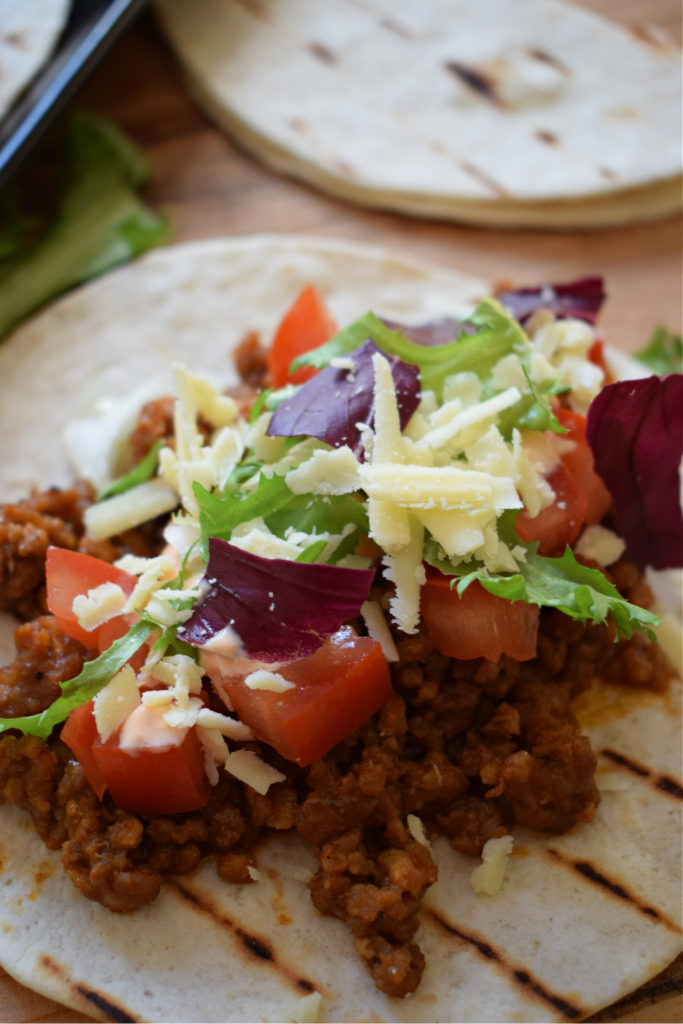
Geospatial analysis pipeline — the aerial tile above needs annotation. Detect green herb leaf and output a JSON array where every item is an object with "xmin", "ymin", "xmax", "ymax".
[
  {"xmin": 0, "ymin": 113, "xmax": 171, "ymax": 340},
  {"xmin": 97, "ymin": 439, "xmax": 163, "ymax": 500},
  {"xmin": 635, "ymin": 325, "xmax": 683, "ymax": 375},
  {"xmin": 0, "ymin": 620, "xmax": 155, "ymax": 740}
]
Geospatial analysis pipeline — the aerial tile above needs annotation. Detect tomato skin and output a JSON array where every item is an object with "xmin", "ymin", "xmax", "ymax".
[
  {"xmin": 515, "ymin": 461, "xmax": 588, "ymax": 556},
  {"xmin": 204, "ymin": 626, "xmax": 391, "ymax": 766},
  {"xmin": 92, "ymin": 726, "xmax": 210, "ymax": 815},
  {"xmin": 61, "ymin": 700, "xmax": 107, "ymax": 799},
  {"xmin": 421, "ymin": 573, "xmax": 539, "ymax": 662},
  {"xmin": 46, "ymin": 548, "xmax": 137, "ymax": 651},
  {"xmin": 62, "ymin": 697, "xmax": 211, "ymax": 814},
  {"xmin": 554, "ymin": 408, "xmax": 611, "ymax": 526},
  {"xmin": 266, "ymin": 284, "xmax": 338, "ymax": 388}
]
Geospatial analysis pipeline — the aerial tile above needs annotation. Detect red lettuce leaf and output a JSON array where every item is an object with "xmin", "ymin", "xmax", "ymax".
[
  {"xmin": 182, "ymin": 538, "xmax": 375, "ymax": 661},
  {"xmin": 586, "ymin": 374, "xmax": 683, "ymax": 569},
  {"xmin": 266, "ymin": 340, "xmax": 420, "ymax": 455},
  {"xmin": 380, "ymin": 317, "xmax": 461, "ymax": 346},
  {"xmin": 497, "ymin": 276, "xmax": 606, "ymax": 325}
]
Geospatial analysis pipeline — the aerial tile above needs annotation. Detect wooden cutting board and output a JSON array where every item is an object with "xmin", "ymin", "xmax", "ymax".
[{"xmin": 1, "ymin": 0, "xmax": 681, "ymax": 1021}]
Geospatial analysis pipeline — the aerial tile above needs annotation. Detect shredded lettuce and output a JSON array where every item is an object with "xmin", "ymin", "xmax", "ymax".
[
  {"xmin": 0, "ymin": 621, "xmax": 155, "ymax": 740},
  {"xmin": 635, "ymin": 325, "xmax": 683, "ymax": 375},
  {"xmin": 0, "ymin": 113, "xmax": 171, "ymax": 340}
]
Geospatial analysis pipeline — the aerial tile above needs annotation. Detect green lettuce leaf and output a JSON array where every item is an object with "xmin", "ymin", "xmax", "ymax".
[
  {"xmin": 97, "ymin": 439, "xmax": 163, "ymax": 500},
  {"xmin": 424, "ymin": 522, "xmax": 660, "ymax": 641},
  {"xmin": 0, "ymin": 620, "xmax": 155, "ymax": 740},
  {"xmin": 291, "ymin": 299, "xmax": 561, "ymax": 431},
  {"xmin": 194, "ymin": 473, "xmax": 367, "ymax": 564},
  {"xmin": 0, "ymin": 113, "xmax": 171, "ymax": 340},
  {"xmin": 635, "ymin": 325, "xmax": 683, "ymax": 376}
]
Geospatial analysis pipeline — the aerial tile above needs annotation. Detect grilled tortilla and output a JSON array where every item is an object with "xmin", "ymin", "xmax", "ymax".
[
  {"xmin": 0, "ymin": 0, "xmax": 70, "ymax": 121},
  {"xmin": 154, "ymin": 0, "xmax": 683, "ymax": 229},
  {"xmin": 0, "ymin": 236, "xmax": 680, "ymax": 1023}
]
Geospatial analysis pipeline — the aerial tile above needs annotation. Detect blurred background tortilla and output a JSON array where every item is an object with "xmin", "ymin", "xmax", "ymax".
[
  {"xmin": 0, "ymin": 0, "xmax": 70, "ymax": 120},
  {"xmin": 154, "ymin": 0, "xmax": 683, "ymax": 228}
]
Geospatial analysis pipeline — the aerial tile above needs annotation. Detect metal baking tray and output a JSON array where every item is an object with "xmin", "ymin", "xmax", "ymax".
[{"xmin": 0, "ymin": 0, "xmax": 147, "ymax": 189}]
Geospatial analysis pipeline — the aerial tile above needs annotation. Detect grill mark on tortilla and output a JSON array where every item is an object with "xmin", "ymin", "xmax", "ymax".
[
  {"xmin": 527, "ymin": 48, "xmax": 571, "ymax": 76},
  {"xmin": 459, "ymin": 161, "xmax": 510, "ymax": 198},
  {"xmin": 445, "ymin": 61, "xmax": 504, "ymax": 107},
  {"xmin": 425, "ymin": 910, "xmax": 585, "ymax": 1020},
  {"xmin": 170, "ymin": 879, "xmax": 321, "ymax": 993},
  {"xmin": 308, "ymin": 42, "xmax": 337, "ymax": 64},
  {"xmin": 232, "ymin": 0, "xmax": 270, "ymax": 21},
  {"xmin": 601, "ymin": 747, "xmax": 683, "ymax": 799},
  {"xmin": 37, "ymin": 955, "xmax": 137, "ymax": 1022},
  {"xmin": 75, "ymin": 986, "xmax": 138, "ymax": 1023},
  {"xmin": 378, "ymin": 17, "xmax": 412, "ymax": 39},
  {"xmin": 547, "ymin": 849, "xmax": 683, "ymax": 935},
  {"xmin": 628, "ymin": 23, "xmax": 675, "ymax": 52},
  {"xmin": 536, "ymin": 130, "xmax": 559, "ymax": 145}
]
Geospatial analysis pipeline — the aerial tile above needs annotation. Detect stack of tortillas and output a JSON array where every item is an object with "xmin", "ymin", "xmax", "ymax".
[
  {"xmin": 0, "ymin": 0, "xmax": 70, "ymax": 120},
  {"xmin": 155, "ymin": 0, "xmax": 682, "ymax": 229}
]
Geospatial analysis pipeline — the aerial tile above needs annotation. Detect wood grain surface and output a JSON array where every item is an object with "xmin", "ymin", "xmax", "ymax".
[{"xmin": 1, "ymin": 0, "xmax": 681, "ymax": 1021}]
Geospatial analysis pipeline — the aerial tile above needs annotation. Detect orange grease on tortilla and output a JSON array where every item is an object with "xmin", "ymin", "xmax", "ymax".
[
  {"xmin": 511, "ymin": 845, "xmax": 529, "ymax": 857},
  {"xmin": 572, "ymin": 678, "xmax": 662, "ymax": 729}
]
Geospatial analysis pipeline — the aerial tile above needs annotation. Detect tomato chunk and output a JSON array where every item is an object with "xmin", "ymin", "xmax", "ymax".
[
  {"xmin": 204, "ymin": 626, "xmax": 391, "ymax": 766},
  {"xmin": 515, "ymin": 461, "xmax": 588, "ymax": 556},
  {"xmin": 61, "ymin": 700, "xmax": 107, "ymax": 799},
  {"xmin": 63, "ymin": 699, "xmax": 210, "ymax": 814},
  {"xmin": 554, "ymin": 408, "xmax": 611, "ymax": 526},
  {"xmin": 46, "ymin": 548, "xmax": 137, "ymax": 651},
  {"xmin": 266, "ymin": 284, "xmax": 338, "ymax": 388},
  {"xmin": 421, "ymin": 573, "xmax": 539, "ymax": 662}
]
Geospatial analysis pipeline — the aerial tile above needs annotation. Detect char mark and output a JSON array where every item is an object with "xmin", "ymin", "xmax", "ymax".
[
  {"xmin": 459, "ymin": 160, "xmax": 509, "ymax": 198},
  {"xmin": 379, "ymin": 17, "xmax": 412, "ymax": 39},
  {"xmin": 241, "ymin": 933, "xmax": 273, "ymax": 960},
  {"xmin": 601, "ymin": 747, "xmax": 683, "ymax": 799},
  {"xmin": 527, "ymin": 48, "xmax": 571, "ymax": 75},
  {"xmin": 170, "ymin": 879, "xmax": 320, "ymax": 992},
  {"xmin": 75, "ymin": 986, "xmax": 137, "ymax": 1023},
  {"xmin": 308, "ymin": 42, "xmax": 336, "ymax": 64},
  {"xmin": 426, "ymin": 909, "xmax": 585, "ymax": 1020},
  {"xmin": 547, "ymin": 849, "xmax": 683, "ymax": 935},
  {"xmin": 445, "ymin": 61, "xmax": 502, "ymax": 106},
  {"xmin": 536, "ymin": 129, "xmax": 559, "ymax": 145}
]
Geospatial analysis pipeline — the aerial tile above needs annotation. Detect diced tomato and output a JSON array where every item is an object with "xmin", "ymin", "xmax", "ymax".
[
  {"xmin": 46, "ymin": 548, "xmax": 138, "ymax": 651},
  {"xmin": 515, "ymin": 407, "xmax": 612, "ymax": 555},
  {"xmin": 61, "ymin": 700, "xmax": 107, "ymax": 799},
  {"xmin": 515, "ymin": 460, "xmax": 588, "ymax": 556},
  {"xmin": 420, "ymin": 572, "xmax": 539, "ymax": 662},
  {"xmin": 266, "ymin": 284, "xmax": 338, "ymax": 388},
  {"xmin": 204, "ymin": 626, "xmax": 391, "ymax": 766},
  {"xmin": 554, "ymin": 408, "xmax": 611, "ymax": 525},
  {"xmin": 62, "ymin": 699, "xmax": 211, "ymax": 814},
  {"xmin": 588, "ymin": 338, "xmax": 608, "ymax": 376}
]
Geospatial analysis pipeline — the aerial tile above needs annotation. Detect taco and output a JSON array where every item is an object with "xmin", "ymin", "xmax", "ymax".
[
  {"xmin": 0, "ymin": 236, "xmax": 681, "ymax": 1024},
  {"xmin": 0, "ymin": 0, "xmax": 70, "ymax": 121},
  {"xmin": 154, "ymin": 0, "xmax": 683, "ymax": 229}
]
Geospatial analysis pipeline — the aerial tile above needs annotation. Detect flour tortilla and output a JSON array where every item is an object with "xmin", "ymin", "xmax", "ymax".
[
  {"xmin": 154, "ymin": 0, "xmax": 683, "ymax": 229},
  {"xmin": 0, "ymin": 0, "xmax": 70, "ymax": 121},
  {"xmin": 0, "ymin": 236, "xmax": 681, "ymax": 1023}
]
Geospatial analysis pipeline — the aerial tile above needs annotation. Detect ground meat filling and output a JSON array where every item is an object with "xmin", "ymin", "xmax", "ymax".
[{"xmin": 0, "ymin": 483, "xmax": 675, "ymax": 997}]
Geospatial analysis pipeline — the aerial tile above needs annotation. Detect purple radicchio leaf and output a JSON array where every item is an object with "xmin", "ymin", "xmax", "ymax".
[
  {"xmin": 380, "ymin": 317, "xmax": 461, "ymax": 346},
  {"xmin": 266, "ymin": 340, "xmax": 420, "ymax": 456},
  {"xmin": 497, "ymin": 276, "xmax": 606, "ymax": 325},
  {"xmin": 182, "ymin": 538, "xmax": 375, "ymax": 661},
  {"xmin": 586, "ymin": 374, "xmax": 683, "ymax": 570}
]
